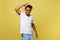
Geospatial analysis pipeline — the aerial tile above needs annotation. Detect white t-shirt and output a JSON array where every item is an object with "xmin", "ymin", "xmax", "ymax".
[{"xmin": 20, "ymin": 12, "xmax": 34, "ymax": 34}]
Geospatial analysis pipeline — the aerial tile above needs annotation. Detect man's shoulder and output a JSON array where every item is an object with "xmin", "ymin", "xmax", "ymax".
[
  {"xmin": 20, "ymin": 11, "xmax": 25, "ymax": 14},
  {"xmin": 20, "ymin": 11, "xmax": 25, "ymax": 16},
  {"xmin": 30, "ymin": 15, "xmax": 33, "ymax": 18},
  {"xmin": 30, "ymin": 15, "xmax": 34, "ymax": 19}
]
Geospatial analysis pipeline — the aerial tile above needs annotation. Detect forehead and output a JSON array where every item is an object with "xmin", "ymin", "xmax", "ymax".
[{"xmin": 25, "ymin": 7, "xmax": 31, "ymax": 10}]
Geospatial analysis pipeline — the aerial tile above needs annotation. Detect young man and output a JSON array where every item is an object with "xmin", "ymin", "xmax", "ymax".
[{"xmin": 15, "ymin": 3, "xmax": 38, "ymax": 40}]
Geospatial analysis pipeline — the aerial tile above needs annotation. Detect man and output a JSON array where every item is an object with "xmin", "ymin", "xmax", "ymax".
[{"xmin": 15, "ymin": 3, "xmax": 38, "ymax": 40}]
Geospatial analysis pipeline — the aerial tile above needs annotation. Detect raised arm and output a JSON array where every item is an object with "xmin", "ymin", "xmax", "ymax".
[{"xmin": 15, "ymin": 3, "xmax": 28, "ymax": 15}]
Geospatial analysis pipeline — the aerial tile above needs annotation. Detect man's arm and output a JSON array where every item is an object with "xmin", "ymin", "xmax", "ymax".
[
  {"xmin": 32, "ymin": 23, "xmax": 38, "ymax": 38},
  {"xmin": 15, "ymin": 3, "xmax": 28, "ymax": 15}
]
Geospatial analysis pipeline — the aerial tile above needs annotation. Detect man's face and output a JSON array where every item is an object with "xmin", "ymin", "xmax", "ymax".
[{"xmin": 25, "ymin": 7, "xmax": 32, "ymax": 16}]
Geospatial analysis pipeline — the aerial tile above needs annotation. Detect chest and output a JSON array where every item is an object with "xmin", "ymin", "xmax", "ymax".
[{"xmin": 21, "ymin": 15, "xmax": 33, "ymax": 23}]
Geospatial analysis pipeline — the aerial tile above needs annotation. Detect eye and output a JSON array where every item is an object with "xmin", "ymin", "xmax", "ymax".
[{"xmin": 26, "ymin": 9, "xmax": 31, "ymax": 11}]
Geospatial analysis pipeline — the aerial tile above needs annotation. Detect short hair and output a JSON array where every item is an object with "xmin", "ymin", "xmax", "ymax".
[{"xmin": 25, "ymin": 5, "xmax": 33, "ymax": 10}]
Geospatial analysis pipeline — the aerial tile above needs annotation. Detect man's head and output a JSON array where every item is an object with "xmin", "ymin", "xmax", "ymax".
[{"xmin": 25, "ymin": 5, "xmax": 33, "ymax": 16}]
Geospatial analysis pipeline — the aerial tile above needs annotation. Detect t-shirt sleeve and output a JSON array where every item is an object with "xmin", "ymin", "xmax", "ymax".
[
  {"xmin": 20, "ymin": 11, "xmax": 24, "ymax": 17},
  {"xmin": 32, "ymin": 17, "xmax": 35, "ymax": 24}
]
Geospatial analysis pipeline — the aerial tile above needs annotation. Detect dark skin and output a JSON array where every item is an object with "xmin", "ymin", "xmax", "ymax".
[
  {"xmin": 25, "ymin": 7, "xmax": 31, "ymax": 16},
  {"xmin": 15, "ymin": 3, "xmax": 38, "ymax": 38},
  {"xmin": 32, "ymin": 23, "xmax": 38, "ymax": 38}
]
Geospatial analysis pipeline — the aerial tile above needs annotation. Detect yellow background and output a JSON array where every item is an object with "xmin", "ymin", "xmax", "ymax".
[{"xmin": 0, "ymin": 0, "xmax": 60, "ymax": 40}]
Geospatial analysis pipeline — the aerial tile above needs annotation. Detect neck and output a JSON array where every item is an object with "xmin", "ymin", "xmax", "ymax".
[{"xmin": 26, "ymin": 14, "xmax": 30, "ymax": 17}]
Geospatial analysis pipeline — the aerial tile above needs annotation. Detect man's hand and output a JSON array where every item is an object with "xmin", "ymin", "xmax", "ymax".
[
  {"xmin": 24, "ymin": 3, "xmax": 29, "ymax": 6},
  {"xmin": 24, "ymin": 3, "xmax": 29, "ymax": 8},
  {"xmin": 35, "ymin": 32, "xmax": 38, "ymax": 38}
]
